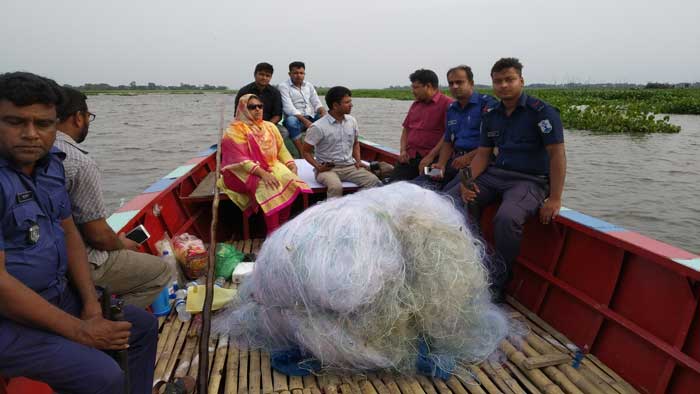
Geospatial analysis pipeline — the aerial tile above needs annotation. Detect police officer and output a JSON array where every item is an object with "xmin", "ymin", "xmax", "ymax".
[
  {"xmin": 416, "ymin": 65, "xmax": 497, "ymax": 190},
  {"xmin": 451, "ymin": 58, "xmax": 566, "ymax": 302},
  {"xmin": 0, "ymin": 72, "xmax": 157, "ymax": 394}
]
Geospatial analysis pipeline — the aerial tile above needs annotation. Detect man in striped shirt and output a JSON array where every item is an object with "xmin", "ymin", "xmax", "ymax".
[{"xmin": 54, "ymin": 87, "xmax": 172, "ymax": 308}]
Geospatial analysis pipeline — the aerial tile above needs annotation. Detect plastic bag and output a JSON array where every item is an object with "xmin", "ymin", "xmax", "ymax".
[
  {"xmin": 172, "ymin": 233, "xmax": 208, "ymax": 279},
  {"xmin": 215, "ymin": 243, "xmax": 244, "ymax": 279}
]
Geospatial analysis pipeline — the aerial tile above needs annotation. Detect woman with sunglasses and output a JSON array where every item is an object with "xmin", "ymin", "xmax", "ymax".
[{"xmin": 220, "ymin": 94, "xmax": 311, "ymax": 234}]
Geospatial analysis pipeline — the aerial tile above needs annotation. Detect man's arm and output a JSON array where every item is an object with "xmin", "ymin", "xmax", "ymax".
[
  {"xmin": 418, "ymin": 140, "xmax": 443, "ymax": 171},
  {"xmin": 540, "ymin": 143, "xmax": 566, "ymax": 224},
  {"xmin": 79, "ymin": 219, "xmax": 138, "ymax": 252},
  {"xmin": 399, "ymin": 128, "xmax": 409, "ymax": 163},
  {"xmin": 0, "ymin": 250, "xmax": 132, "ymax": 349},
  {"xmin": 279, "ymin": 83, "xmax": 301, "ymax": 117},
  {"xmin": 63, "ymin": 216, "xmax": 101, "ymax": 318},
  {"xmin": 460, "ymin": 147, "xmax": 494, "ymax": 203},
  {"xmin": 353, "ymin": 137, "xmax": 362, "ymax": 168},
  {"xmin": 309, "ymin": 85, "xmax": 325, "ymax": 116},
  {"xmin": 269, "ymin": 89, "xmax": 283, "ymax": 124}
]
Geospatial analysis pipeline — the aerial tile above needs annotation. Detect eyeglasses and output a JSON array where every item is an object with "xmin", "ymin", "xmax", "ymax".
[
  {"xmin": 84, "ymin": 111, "xmax": 96, "ymax": 122},
  {"xmin": 247, "ymin": 104, "xmax": 264, "ymax": 110}
]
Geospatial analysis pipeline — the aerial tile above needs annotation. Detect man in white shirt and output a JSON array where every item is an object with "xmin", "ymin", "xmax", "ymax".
[
  {"xmin": 302, "ymin": 86, "xmax": 381, "ymax": 199},
  {"xmin": 279, "ymin": 61, "xmax": 327, "ymax": 157}
]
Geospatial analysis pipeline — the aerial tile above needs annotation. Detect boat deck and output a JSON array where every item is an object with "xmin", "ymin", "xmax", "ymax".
[{"xmin": 154, "ymin": 239, "xmax": 639, "ymax": 394}]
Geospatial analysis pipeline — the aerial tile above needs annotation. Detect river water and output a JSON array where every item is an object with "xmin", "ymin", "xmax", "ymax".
[{"xmin": 82, "ymin": 94, "xmax": 699, "ymax": 253}]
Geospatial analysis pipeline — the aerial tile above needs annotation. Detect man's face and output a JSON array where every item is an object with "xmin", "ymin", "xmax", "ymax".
[
  {"xmin": 447, "ymin": 69, "xmax": 474, "ymax": 101},
  {"xmin": 334, "ymin": 96, "xmax": 353, "ymax": 115},
  {"xmin": 74, "ymin": 109, "xmax": 92, "ymax": 143},
  {"xmin": 491, "ymin": 67, "xmax": 524, "ymax": 101},
  {"xmin": 254, "ymin": 71, "xmax": 272, "ymax": 88},
  {"xmin": 0, "ymin": 100, "xmax": 57, "ymax": 170},
  {"xmin": 289, "ymin": 67, "xmax": 305, "ymax": 85},
  {"xmin": 411, "ymin": 81, "xmax": 432, "ymax": 102}
]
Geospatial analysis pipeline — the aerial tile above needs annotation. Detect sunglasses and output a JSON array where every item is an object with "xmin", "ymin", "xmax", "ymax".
[{"xmin": 247, "ymin": 104, "xmax": 264, "ymax": 110}]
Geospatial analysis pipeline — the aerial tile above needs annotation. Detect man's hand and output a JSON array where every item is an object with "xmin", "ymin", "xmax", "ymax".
[
  {"xmin": 418, "ymin": 156, "xmax": 434, "ymax": 174},
  {"xmin": 81, "ymin": 299, "xmax": 103, "ymax": 320},
  {"xmin": 539, "ymin": 198, "xmax": 562, "ymax": 224},
  {"xmin": 315, "ymin": 163, "xmax": 334, "ymax": 173},
  {"xmin": 451, "ymin": 155, "xmax": 472, "ymax": 169},
  {"xmin": 429, "ymin": 163, "xmax": 445, "ymax": 180},
  {"xmin": 75, "ymin": 316, "xmax": 132, "ymax": 350},
  {"xmin": 460, "ymin": 183, "xmax": 481, "ymax": 203},
  {"xmin": 398, "ymin": 151, "xmax": 409, "ymax": 164},
  {"xmin": 318, "ymin": 108, "xmax": 327, "ymax": 117},
  {"xmin": 118, "ymin": 232, "xmax": 141, "ymax": 251},
  {"xmin": 301, "ymin": 118, "xmax": 314, "ymax": 129},
  {"xmin": 286, "ymin": 162, "xmax": 298, "ymax": 175},
  {"xmin": 260, "ymin": 172, "xmax": 281, "ymax": 189}
]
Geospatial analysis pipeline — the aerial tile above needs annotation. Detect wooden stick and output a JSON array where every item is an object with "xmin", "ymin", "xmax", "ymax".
[
  {"xmin": 557, "ymin": 364, "xmax": 605, "ymax": 394},
  {"xmin": 302, "ymin": 375, "xmax": 317, "ymax": 389},
  {"xmin": 499, "ymin": 340, "xmax": 564, "ymax": 394},
  {"xmin": 379, "ymin": 374, "xmax": 402, "ymax": 394},
  {"xmin": 224, "ymin": 343, "xmax": 240, "ymax": 394},
  {"xmin": 341, "ymin": 375, "xmax": 362, "ymax": 394},
  {"xmin": 462, "ymin": 365, "xmax": 500, "ymax": 394},
  {"xmin": 523, "ymin": 354, "xmax": 570, "ymax": 370},
  {"xmin": 289, "ymin": 375, "xmax": 304, "ymax": 390},
  {"xmin": 360, "ymin": 379, "xmax": 379, "ymax": 394},
  {"xmin": 156, "ymin": 316, "xmax": 176, "ymax": 362},
  {"xmin": 368, "ymin": 376, "xmax": 391, "ymax": 394},
  {"xmin": 445, "ymin": 376, "xmax": 471, "ymax": 394},
  {"xmin": 519, "ymin": 343, "xmax": 583, "ymax": 394},
  {"xmin": 175, "ymin": 326, "xmax": 199, "ymax": 378},
  {"xmin": 272, "ymin": 369, "xmax": 288, "ymax": 392},
  {"xmin": 406, "ymin": 376, "xmax": 427, "ymax": 394},
  {"xmin": 208, "ymin": 335, "xmax": 229, "ymax": 394},
  {"xmin": 198, "ymin": 97, "xmax": 226, "ymax": 394},
  {"xmin": 394, "ymin": 376, "xmax": 415, "ymax": 394},
  {"xmin": 488, "ymin": 361, "xmax": 526, "ymax": 394}
]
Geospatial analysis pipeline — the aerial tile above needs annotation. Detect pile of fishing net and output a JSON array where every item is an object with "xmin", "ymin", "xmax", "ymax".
[{"xmin": 214, "ymin": 182, "xmax": 511, "ymax": 376}]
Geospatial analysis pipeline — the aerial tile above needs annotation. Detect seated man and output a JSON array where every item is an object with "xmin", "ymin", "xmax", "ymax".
[
  {"xmin": 234, "ymin": 62, "xmax": 283, "ymax": 128},
  {"xmin": 413, "ymin": 65, "xmax": 496, "ymax": 190},
  {"xmin": 449, "ymin": 58, "xmax": 566, "ymax": 302},
  {"xmin": 279, "ymin": 61, "xmax": 327, "ymax": 158},
  {"xmin": 302, "ymin": 86, "xmax": 382, "ymax": 198},
  {"xmin": 55, "ymin": 87, "xmax": 172, "ymax": 309},
  {"xmin": 392, "ymin": 69, "xmax": 453, "ymax": 182},
  {"xmin": 0, "ymin": 72, "xmax": 156, "ymax": 394}
]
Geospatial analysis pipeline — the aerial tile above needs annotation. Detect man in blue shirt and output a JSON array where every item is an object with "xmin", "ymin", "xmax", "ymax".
[
  {"xmin": 416, "ymin": 65, "xmax": 496, "ymax": 190},
  {"xmin": 451, "ymin": 58, "xmax": 567, "ymax": 302},
  {"xmin": 0, "ymin": 72, "xmax": 156, "ymax": 394}
]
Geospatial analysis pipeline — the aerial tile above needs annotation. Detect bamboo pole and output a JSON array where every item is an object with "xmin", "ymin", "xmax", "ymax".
[
  {"xmin": 238, "ymin": 348, "xmax": 249, "ymax": 394},
  {"xmin": 445, "ymin": 376, "xmax": 472, "ymax": 394},
  {"xmin": 289, "ymin": 375, "xmax": 304, "ymax": 391},
  {"xmin": 272, "ymin": 369, "xmax": 288, "ymax": 392},
  {"xmin": 224, "ymin": 343, "xmax": 240, "ymax": 394},
  {"xmin": 302, "ymin": 375, "xmax": 317, "ymax": 389},
  {"xmin": 379, "ymin": 374, "xmax": 402, "ymax": 394},
  {"xmin": 463, "ymin": 365, "xmax": 501, "ymax": 394},
  {"xmin": 175, "ymin": 327, "xmax": 199, "ymax": 378},
  {"xmin": 368, "ymin": 376, "xmax": 391, "ymax": 394},
  {"xmin": 260, "ymin": 351, "xmax": 273, "ymax": 394},
  {"xmin": 430, "ymin": 377, "xmax": 452, "ymax": 394},
  {"xmin": 156, "ymin": 316, "xmax": 176, "ymax": 362},
  {"xmin": 161, "ymin": 319, "xmax": 192, "ymax": 383},
  {"xmin": 519, "ymin": 343, "xmax": 583, "ymax": 394},
  {"xmin": 414, "ymin": 375, "xmax": 438, "ymax": 394},
  {"xmin": 198, "ymin": 96, "xmax": 226, "ymax": 394},
  {"xmin": 154, "ymin": 319, "xmax": 183, "ymax": 384},
  {"xmin": 249, "ymin": 349, "xmax": 261, "ymax": 394},
  {"xmin": 503, "ymin": 361, "xmax": 542, "ymax": 394},
  {"xmin": 488, "ymin": 361, "xmax": 527, "ymax": 394},
  {"xmin": 341, "ymin": 375, "xmax": 362, "ymax": 394},
  {"xmin": 360, "ymin": 379, "xmax": 379, "ymax": 394},
  {"xmin": 208, "ymin": 335, "xmax": 229, "ymax": 394},
  {"xmin": 394, "ymin": 376, "xmax": 415, "ymax": 394},
  {"xmin": 406, "ymin": 376, "xmax": 427, "ymax": 394},
  {"xmin": 479, "ymin": 362, "xmax": 517, "ymax": 394}
]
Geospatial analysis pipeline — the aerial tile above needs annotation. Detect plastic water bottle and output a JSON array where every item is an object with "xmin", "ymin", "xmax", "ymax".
[
  {"xmin": 174, "ymin": 289, "xmax": 191, "ymax": 322},
  {"xmin": 214, "ymin": 276, "xmax": 226, "ymax": 288}
]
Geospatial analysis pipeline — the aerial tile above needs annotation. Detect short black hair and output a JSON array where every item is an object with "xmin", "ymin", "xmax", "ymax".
[
  {"xmin": 447, "ymin": 65, "xmax": 474, "ymax": 83},
  {"xmin": 254, "ymin": 62, "xmax": 274, "ymax": 75},
  {"xmin": 491, "ymin": 57, "xmax": 523, "ymax": 76},
  {"xmin": 409, "ymin": 69, "xmax": 439, "ymax": 89},
  {"xmin": 289, "ymin": 61, "xmax": 305, "ymax": 71},
  {"xmin": 0, "ymin": 71, "xmax": 64, "ymax": 112},
  {"xmin": 325, "ymin": 86, "xmax": 352, "ymax": 109},
  {"xmin": 57, "ymin": 87, "xmax": 88, "ymax": 120}
]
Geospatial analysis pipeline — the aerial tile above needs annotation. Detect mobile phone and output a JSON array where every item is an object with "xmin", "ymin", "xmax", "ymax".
[
  {"xmin": 424, "ymin": 167, "xmax": 442, "ymax": 177},
  {"xmin": 125, "ymin": 225, "xmax": 150, "ymax": 245}
]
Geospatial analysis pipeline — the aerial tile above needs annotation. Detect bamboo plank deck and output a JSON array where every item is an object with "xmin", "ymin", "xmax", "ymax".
[{"xmin": 154, "ymin": 239, "xmax": 635, "ymax": 394}]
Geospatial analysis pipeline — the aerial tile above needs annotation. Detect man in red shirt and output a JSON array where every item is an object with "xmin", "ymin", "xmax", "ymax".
[{"xmin": 392, "ymin": 69, "xmax": 453, "ymax": 181}]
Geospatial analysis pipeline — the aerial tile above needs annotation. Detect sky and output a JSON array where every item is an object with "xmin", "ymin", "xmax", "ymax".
[{"xmin": 2, "ymin": 0, "xmax": 699, "ymax": 88}]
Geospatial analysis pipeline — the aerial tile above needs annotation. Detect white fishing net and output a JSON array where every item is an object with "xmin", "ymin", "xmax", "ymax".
[{"xmin": 213, "ymin": 182, "xmax": 511, "ymax": 374}]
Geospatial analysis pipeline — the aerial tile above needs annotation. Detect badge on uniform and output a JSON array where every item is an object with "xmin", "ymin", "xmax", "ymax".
[
  {"xmin": 27, "ymin": 223, "xmax": 40, "ymax": 244},
  {"xmin": 487, "ymin": 130, "xmax": 500, "ymax": 138},
  {"xmin": 538, "ymin": 119, "xmax": 553, "ymax": 134},
  {"xmin": 16, "ymin": 191, "xmax": 33, "ymax": 203}
]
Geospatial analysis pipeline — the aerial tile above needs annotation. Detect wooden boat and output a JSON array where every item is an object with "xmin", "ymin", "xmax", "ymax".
[{"xmin": 3, "ymin": 138, "xmax": 699, "ymax": 394}]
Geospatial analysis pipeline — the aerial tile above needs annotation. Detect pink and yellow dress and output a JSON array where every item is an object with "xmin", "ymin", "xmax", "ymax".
[{"xmin": 220, "ymin": 94, "xmax": 311, "ymax": 233}]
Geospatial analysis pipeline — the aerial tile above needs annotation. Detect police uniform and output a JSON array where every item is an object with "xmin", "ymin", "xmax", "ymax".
[
  {"xmin": 413, "ymin": 92, "xmax": 496, "ymax": 190},
  {"xmin": 447, "ymin": 93, "xmax": 564, "ymax": 293},
  {"xmin": 0, "ymin": 147, "xmax": 157, "ymax": 394}
]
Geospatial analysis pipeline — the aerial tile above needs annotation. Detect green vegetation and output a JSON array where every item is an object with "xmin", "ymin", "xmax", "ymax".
[
  {"xmin": 333, "ymin": 87, "xmax": 700, "ymax": 134},
  {"xmin": 70, "ymin": 81, "xmax": 234, "ymax": 96}
]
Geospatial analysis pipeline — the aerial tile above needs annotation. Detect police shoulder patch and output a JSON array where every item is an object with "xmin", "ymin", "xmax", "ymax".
[
  {"xmin": 526, "ymin": 96, "xmax": 546, "ymax": 112},
  {"xmin": 538, "ymin": 119, "xmax": 553, "ymax": 134}
]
